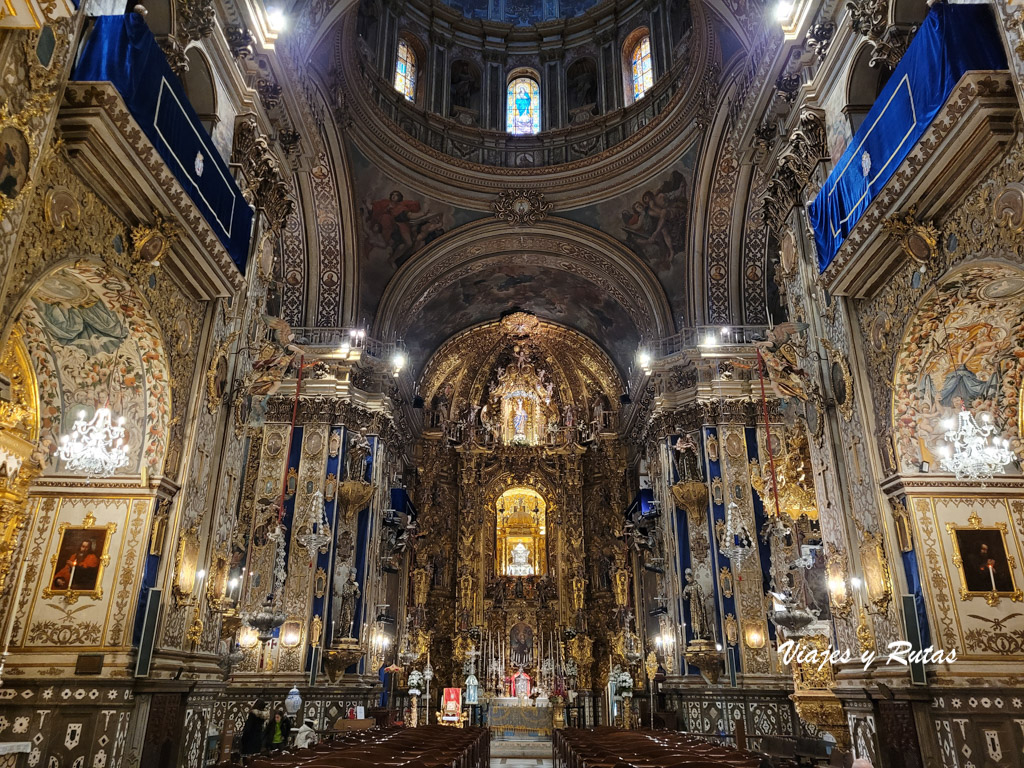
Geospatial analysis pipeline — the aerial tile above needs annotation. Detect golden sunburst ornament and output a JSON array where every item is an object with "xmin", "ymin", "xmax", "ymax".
[{"xmin": 500, "ymin": 312, "xmax": 539, "ymax": 336}]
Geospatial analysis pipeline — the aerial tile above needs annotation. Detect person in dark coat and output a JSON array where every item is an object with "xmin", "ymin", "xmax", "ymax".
[
  {"xmin": 240, "ymin": 699, "xmax": 269, "ymax": 755},
  {"xmin": 263, "ymin": 710, "xmax": 291, "ymax": 750}
]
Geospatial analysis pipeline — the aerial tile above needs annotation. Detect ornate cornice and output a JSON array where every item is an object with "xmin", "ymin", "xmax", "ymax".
[{"xmin": 60, "ymin": 83, "xmax": 246, "ymax": 294}]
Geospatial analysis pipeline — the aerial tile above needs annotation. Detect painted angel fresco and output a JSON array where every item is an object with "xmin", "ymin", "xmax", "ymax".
[{"xmin": 620, "ymin": 170, "xmax": 689, "ymax": 268}]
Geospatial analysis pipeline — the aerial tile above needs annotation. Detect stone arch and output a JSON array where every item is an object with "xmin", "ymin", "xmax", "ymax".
[
  {"xmin": 891, "ymin": 261, "xmax": 1024, "ymax": 474},
  {"xmin": 182, "ymin": 46, "xmax": 218, "ymax": 133},
  {"xmin": 846, "ymin": 42, "xmax": 890, "ymax": 133},
  {"xmin": 374, "ymin": 217, "xmax": 675, "ymax": 376}
]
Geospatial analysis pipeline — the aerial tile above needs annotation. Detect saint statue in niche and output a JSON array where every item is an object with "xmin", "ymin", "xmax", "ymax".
[
  {"xmin": 334, "ymin": 569, "xmax": 360, "ymax": 641},
  {"xmin": 512, "ymin": 399, "xmax": 528, "ymax": 440},
  {"xmin": 682, "ymin": 567, "xmax": 710, "ymax": 641}
]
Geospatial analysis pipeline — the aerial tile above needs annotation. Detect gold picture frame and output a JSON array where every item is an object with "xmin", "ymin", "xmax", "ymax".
[
  {"xmin": 825, "ymin": 543, "xmax": 852, "ymax": 618},
  {"xmin": 859, "ymin": 531, "xmax": 892, "ymax": 611},
  {"xmin": 43, "ymin": 513, "xmax": 116, "ymax": 603},
  {"xmin": 173, "ymin": 524, "xmax": 201, "ymax": 606},
  {"xmin": 946, "ymin": 511, "xmax": 1023, "ymax": 607},
  {"xmin": 314, "ymin": 567, "xmax": 328, "ymax": 598},
  {"xmin": 820, "ymin": 339, "xmax": 853, "ymax": 421},
  {"xmin": 0, "ymin": 121, "xmax": 34, "ymax": 220},
  {"xmin": 205, "ymin": 331, "xmax": 239, "ymax": 414},
  {"xmin": 206, "ymin": 545, "xmax": 230, "ymax": 610}
]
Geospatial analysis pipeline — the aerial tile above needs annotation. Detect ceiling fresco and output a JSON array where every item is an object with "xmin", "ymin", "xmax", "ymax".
[
  {"xmin": 558, "ymin": 139, "xmax": 700, "ymax": 321},
  {"xmin": 348, "ymin": 140, "xmax": 487, "ymax": 325},
  {"xmin": 403, "ymin": 263, "xmax": 640, "ymax": 376},
  {"xmin": 441, "ymin": 0, "xmax": 601, "ymax": 25}
]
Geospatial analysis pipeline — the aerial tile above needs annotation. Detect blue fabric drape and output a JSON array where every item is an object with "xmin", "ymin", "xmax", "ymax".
[
  {"xmin": 73, "ymin": 14, "xmax": 253, "ymax": 272},
  {"xmin": 809, "ymin": 4, "xmax": 1006, "ymax": 271},
  {"xmin": 901, "ymin": 549, "xmax": 932, "ymax": 649}
]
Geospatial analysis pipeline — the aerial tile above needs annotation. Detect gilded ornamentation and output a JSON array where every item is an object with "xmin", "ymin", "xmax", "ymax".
[
  {"xmin": 335, "ymin": 479, "xmax": 375, "ymax": 522},
  {"xmin": 567, "ymin": 633, "xmax": 594, "ymax": 688},
  {"xmin": 311, "ymin": 615, "xmax": 323, "ymax": 647},
  {"xmin": 749, "ymin": 427, "xmax": 818, "ymax": 520},
  {"xmin": 992, "ymin": 181, "xmax": 1024, "ymax": 232},
  {"xmin": 819, "ymin": 338, "xmax": 854, "ymax": 422},
  {"xmin": 314, "ymin": 567, "xmax": 328, "ymax": 598},
  {"xmin": 856, "ymin": 609, "xmax": 874, "ymax": 654},
  {"xmin": 724, "ymin": 613, "xmax": 738, "ymax": 646},
  {"xmin": 882, "ymin": 205, "xmax": 940, "ymax": 267},
  {"xmin": 0, "ymin": 328, "xmax": 42, "ymax": 597},
  {"xmin": 705, "ymin": 433, "xmax": 719, "ymax": 463},
  {"xmin": 171, "ymin": 524, "xmax": 201, "ymax": 606},
  {"xmin": 684, "ymin": 639, "xmax": 723, "ymax": 685},
  {"xmin": 825, "ymin": 543, "xmax": 852, "ymax": 618},
  {"xmin": 186, "ymin": 616, "xmax": 204, "ymax": 645},
  {"xmin": 792, "ymin": 694, "xmax": 850, "ymax": 750},
  {"xmin": 205, "ymin": 331, "xmax": 240, "ymax": 414},
  {"xmin": 492, "ymin": 189, "xmax": 552, "ymax": 226},
  {"xmin": 129, "ymin": 213, "xmax": 178, "ymax": 281},
  {"xmin": 671, "ymin": 480, "xmax": 708, "ymax": 523},
  {"xmin": 859, "ymin": 530, "xmax": 893, "ymax": 611},
  {"xmin": 719, "ymin": 566, "xmax": 734, "ymax": 598},
  {"xmin": 323, "ymin": 639, "xmax": 364, "ymax": 682},
  {"xmin": 500, "ymin": 312, "xmax": 540, "ymax": 337}
]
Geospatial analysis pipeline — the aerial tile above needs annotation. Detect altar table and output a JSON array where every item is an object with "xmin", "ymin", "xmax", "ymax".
[{"xmin": 489, "ymin": 704, "xmax": 553, "ymax": 736}]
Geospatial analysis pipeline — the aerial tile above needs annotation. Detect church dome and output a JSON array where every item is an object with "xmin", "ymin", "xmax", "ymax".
[{"xmin": 442, "ymin": 0, "xmax": 604, "ymax": 26}]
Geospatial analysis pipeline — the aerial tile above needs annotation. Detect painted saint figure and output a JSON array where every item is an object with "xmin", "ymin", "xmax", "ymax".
[{"xmin": 53, "ymin": 539, "xmax": 100, "ymax": 590}]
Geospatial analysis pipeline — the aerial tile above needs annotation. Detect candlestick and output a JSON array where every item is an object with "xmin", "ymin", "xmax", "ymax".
[{"xmin": 989, "ymin": 563, "xmax": 997, "ymax": 592}]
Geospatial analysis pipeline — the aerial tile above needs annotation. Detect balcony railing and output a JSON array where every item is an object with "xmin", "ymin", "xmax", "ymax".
[
  {"xmin": 290, "ymin": 327, "xmax": 406, "ymax": 363},
  {"xmin": 643, "ymin": 325, "xmax": 771, "ymax": 361},
  {"xmin": 353, "ymin": 48, "xmax": 694, "ymax": 169}
]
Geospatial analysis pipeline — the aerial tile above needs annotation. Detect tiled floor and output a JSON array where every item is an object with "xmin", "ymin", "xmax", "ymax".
[{"xmin": 490, "ymin": 760, "xmax": 552, "ymax": 767}]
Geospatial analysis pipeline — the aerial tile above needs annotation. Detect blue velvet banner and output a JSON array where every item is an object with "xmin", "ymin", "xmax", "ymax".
[
  {"xmin": 809, "ymin": 4, "xmax": 1006, "ymax": 271},
  {"xmin": 73, "ymin": 14, "xmax": 252, "ymax": 272}
]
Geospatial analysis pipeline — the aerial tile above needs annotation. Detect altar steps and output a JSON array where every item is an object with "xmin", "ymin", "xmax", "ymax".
[{"xmin": 489, "ymin": 739, "xmax": 554, "ymax": 759}]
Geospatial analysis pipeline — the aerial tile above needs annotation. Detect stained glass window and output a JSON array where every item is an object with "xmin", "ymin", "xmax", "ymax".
[
  {"xmin": 506, "ymin": 76, "xmax": 541, "ymax": 135},
  {"xmin": 394, "ymin": 40, "xmax": 417, "ymax": 101},
  {"xmin": 630, "ymin": 36, "xmax": 654, "ymax": 100}
]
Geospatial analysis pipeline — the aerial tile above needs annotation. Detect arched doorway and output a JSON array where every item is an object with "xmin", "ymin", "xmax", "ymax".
[{"xmin": 496, "ymin": 487, "xmax": 547, "ymax": 577}]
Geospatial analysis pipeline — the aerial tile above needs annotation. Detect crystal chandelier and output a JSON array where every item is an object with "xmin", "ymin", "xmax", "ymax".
[
  {"xmin": 242, "ymin": 513, "xmax": 289, "ymax": 641},
  {"xmin": 940, "ymin": 409, "xmax": 1016, "ymax": 481},
  {"xmin": 296, "ymin": 490, "xmax": 331, "ymax": 554},
  {"xmin": 57, "ymin": 407, "xmax": 129, "ymax": 476},
  {"xmin": 719, "ymin": 502, "xmax": 754, "ymax": 565}
]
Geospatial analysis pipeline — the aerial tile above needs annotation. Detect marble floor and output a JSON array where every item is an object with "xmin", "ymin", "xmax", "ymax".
[{"xmin": 490, "ymin": 760, "xmax": 552, "ymax": 768}]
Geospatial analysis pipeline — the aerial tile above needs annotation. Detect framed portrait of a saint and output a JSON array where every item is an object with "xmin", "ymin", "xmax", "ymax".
[
  {"xmin": 43, "ymin": 513, "xmax": 116, "ymax": 601},
  {"xmin": 947, "ymin": 512, "xmax": 1023, "ymax": 607}
]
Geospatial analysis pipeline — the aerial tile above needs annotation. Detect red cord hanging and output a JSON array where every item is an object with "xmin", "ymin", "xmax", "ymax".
[{"xmin": 756, "ymin": 350, "xmax": 784, "ymax": 520}]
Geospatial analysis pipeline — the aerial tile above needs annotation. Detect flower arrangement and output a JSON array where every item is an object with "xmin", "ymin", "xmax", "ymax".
[
  {"xmin": 610, "ymin": 666, "xmax": 633, "ymax": 697},
  {"xmin": 407, "ymin": 669, "xmax": 424, "ymax": 696}
]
